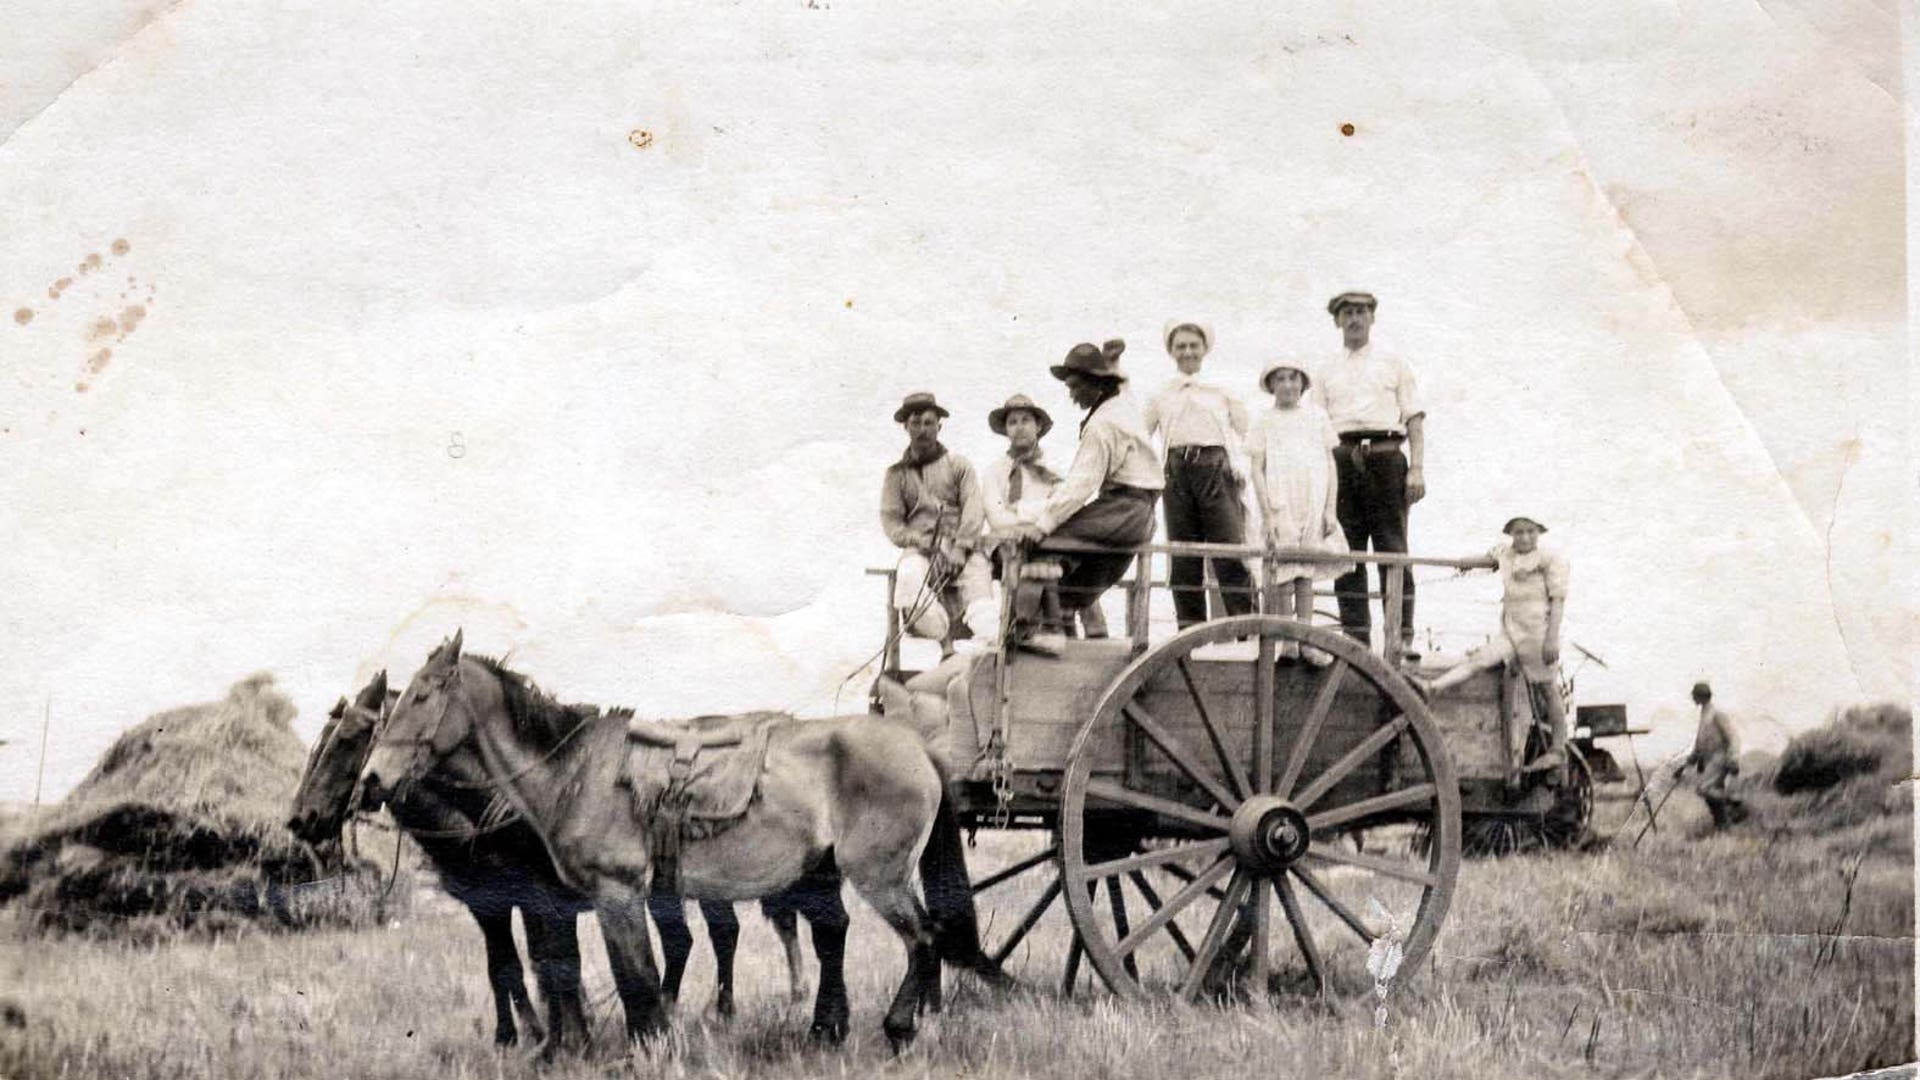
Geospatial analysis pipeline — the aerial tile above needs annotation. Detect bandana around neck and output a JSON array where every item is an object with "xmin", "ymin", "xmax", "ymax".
[
  {"xmin": 1006, "ymin": 443, "xmax": 1060, "ymax": 485},
  {"xmin": 900, "ymin": 440, "xmax": 948, "ymax": 468}
]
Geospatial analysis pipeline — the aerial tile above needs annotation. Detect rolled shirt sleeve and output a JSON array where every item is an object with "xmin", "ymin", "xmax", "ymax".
[
  {"xmin": 1030, "ymin": 424, "xmax": 1114, "ymax": 534},
  {"xmin": 1394, "ymin": 354, "xmax": 1424, "ymax": 425},
  {"xmin": 1543, "ymin": 547, "xmax": 1570, "ymax": 599}
]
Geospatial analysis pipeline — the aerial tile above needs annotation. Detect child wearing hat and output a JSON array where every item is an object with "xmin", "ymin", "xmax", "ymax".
[
  {"xmin": 1421, "ymin": 516, "xmax": 1571, "ymax": 771},
  {"xmin": 1246, "ymin": 360, "xmax": 1349, "ymax": 661}
]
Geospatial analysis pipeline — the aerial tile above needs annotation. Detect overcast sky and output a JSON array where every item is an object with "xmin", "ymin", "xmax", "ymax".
[{"xmin": 0, "ymin": 0, "xmax": 1906, "ymax": 801}]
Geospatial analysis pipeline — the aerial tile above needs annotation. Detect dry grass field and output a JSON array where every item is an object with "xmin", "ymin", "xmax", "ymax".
[{"xmin": 0, "ymin": 778, "xmax": 1911, "ymax": 1080}]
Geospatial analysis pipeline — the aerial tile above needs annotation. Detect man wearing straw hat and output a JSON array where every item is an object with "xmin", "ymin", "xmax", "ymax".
[
  {"xmin": 982, "ymin": 393, "xmax": 1108, "ymax": 639},
  {"xmin": 1313, "ymin": 290, "xmax": 1425, "ymax": 660},
  {"xmin": 880, "ymin": 392, "xmax": 993, "ymax": 657},
  {"xmin": 1145, "ymin": 320, "xmax": 1256, "ymax": 630},
  {"xmin": 1007, "ymin": 341, "xmax": 1162, "ymax": 647}
]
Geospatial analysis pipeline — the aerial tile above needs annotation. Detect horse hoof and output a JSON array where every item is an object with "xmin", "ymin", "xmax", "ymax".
[
  {"xmin": 808, "ymin": 1020, "xmax": 848, "ymax": 1046},
  {"xmin": 711, "ymin": 997, "xmax": 736, "ymax": 1021},
  {"xmin": 493, "ymin": 1029, "xmax": 517, "ymax": 1048},
  {"xmin": 883, "ymin": 1022, "xmax": 916, "ymax": 1055}
]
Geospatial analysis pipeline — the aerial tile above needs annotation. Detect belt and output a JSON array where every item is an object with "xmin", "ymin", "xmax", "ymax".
[
  {"xmin": 1338, "ymin": 430, "xmax": 1404, "ymax": 449},
  {"xmin": 1100, "ymin": 483, "xmax": 1159, "ymax": 500},
  {"xmin": 1168, "ymin": 445, "xmax": 1230, "ymax": 464}
]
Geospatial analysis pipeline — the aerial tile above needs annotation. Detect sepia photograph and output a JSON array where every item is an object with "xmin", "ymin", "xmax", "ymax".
[{"xmin": 1, "ymin": 2, "xmax": 1911, "ymax": 1077}]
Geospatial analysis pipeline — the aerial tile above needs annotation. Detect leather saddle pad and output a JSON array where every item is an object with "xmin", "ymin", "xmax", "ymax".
[{"xmin": 622, "ymin": 712, "xmax": 784, "ymax": 836}]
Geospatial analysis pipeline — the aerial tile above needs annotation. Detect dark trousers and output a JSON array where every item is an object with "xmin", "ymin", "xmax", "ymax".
[
  {"xmin": 1162, "ymin": 449, "xmax": 1255, "ymax": 628},
  {"xmin": 1052, "ymin": 489, "xmax": 1157, "ymax": 617},
  {"xmin": 1333, "ymin": 441, "xmax": 1415, "ymax": 644}
]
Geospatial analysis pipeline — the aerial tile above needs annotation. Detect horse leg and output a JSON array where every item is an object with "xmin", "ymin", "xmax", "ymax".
[
  {"xmin": 759, "ymin": 893, "xmax": 811, "ymax": 1005},
  {"xmin": 699, "ymin": 900, "xmax": 740, "ymax": 1018},
  {"xmin": 469, "ymin": 904, "xmax": 533, "ymax": 1047},
  {"xmin": 793, "ymin": 865, "xmax": 850, "ymax": 1044},
  {"xmin": 647, "ymin": 892, "xmax": 693, "ymax": 1016},
  {"xmin": 847, "ymin": 877, "xmax": 939, "ymax": 1053},
  {"xmin": 597, "ymin": 887, "xmax": 669, "ymax": 1046},
  {"xmin": 520, "ymin": 905, "xmax": 589, "ymax": 1059}
]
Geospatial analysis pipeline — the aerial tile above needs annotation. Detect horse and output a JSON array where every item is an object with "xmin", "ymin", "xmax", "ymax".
[
  {"xmin": 355, "ymin": 631, "xmax": 1007, "ymax": 1051},
  {"xmin": 290, "ymin": 673, "xmax": 837, "ymax": 1055}
]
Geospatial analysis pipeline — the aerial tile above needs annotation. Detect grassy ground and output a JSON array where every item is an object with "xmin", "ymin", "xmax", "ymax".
[{"xmin": 0, "ymin": 788, "xmax": 1911, "ymax": 1080}]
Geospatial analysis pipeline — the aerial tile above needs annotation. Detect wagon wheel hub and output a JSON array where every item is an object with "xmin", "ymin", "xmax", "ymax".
[{"xmin": 1229, "ymin": 795, "xmax": 1311, "ymax": 872}]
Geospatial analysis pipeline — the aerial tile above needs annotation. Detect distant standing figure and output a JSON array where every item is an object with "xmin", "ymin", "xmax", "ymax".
[
  {"xmin": 1313, "ymin": 291, "xmax": 1425, "ymax": 659},
  {"xmin": 1145, "ymin": 320, "xmax": 1255, "ymax": 629},
  {"xmin": 1419, "ymin": 516, "xmax": 1569, "ymax": 773},
  {"xmin": 981, "ymin": 393, "xmax": 1108, "ymax": 639},
  {"xmin": 1245, "ymin": 360, "xmax": 1349, "ymax": 663},
  {"xmin": 880, "ymin": 392, "xmax": 993, "ymax": 657},
  {"xmin": 1682, "ymin": 681, "xmax": 1744, "ymax": 826}
]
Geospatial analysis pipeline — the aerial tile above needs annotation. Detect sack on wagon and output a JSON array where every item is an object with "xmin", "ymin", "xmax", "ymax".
[{"xmin": 873, "ymin": 652, "xmax": 985, "ymax": 778}]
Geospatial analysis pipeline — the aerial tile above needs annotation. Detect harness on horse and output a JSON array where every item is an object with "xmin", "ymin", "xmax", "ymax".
[{"xmin": 619, "ymin": 713, "xmax": 785, "ymax": 893}]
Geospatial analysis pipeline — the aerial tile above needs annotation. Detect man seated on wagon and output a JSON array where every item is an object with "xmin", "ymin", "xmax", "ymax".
[
  {"xmin": 981, "ymin": 392, "xmax": 1108, "ymax": 640},
  {"xmin": 881, "ymin": 392, "xmax": 995, "ymax": 658},
  {"xmin": 1005, "ymin": 341, "xmax": 1163, "ymax": 652}
]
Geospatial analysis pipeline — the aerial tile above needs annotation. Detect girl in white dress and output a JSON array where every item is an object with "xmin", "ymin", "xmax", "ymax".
[{"xmin": 1246, "ymin": 361, "xmax": 1350, "ymax": 661}]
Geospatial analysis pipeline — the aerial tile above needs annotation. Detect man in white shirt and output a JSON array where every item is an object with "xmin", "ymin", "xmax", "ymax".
[
  {"xmin": 1312, "ymin": 291, "xmax": 1425, "ymax": 660},
  {"xmin": 1144, "ymin": 321, "xmax": 1255, "ymax": 630},
  {"xmin": 982, "ymin": 393, "xmax": 1107, "ymax": 637},
  {"xmin": 1009, "ymin": 341, "xmax": 1164, "ymax": 640}
]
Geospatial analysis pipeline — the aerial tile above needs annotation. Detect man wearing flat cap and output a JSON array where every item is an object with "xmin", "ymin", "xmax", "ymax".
[
  {"xmin": 881, "ymin": 392, "xmax": 992, "ymax": 656},
  {"xmin": 1145, "ymin": 320, "xmax": 1256, "ymax": 630},
  {"xmin": 1008, "ymin": 341, "xmax": 1163, "ymax": 643},
  {"xmin": 1313, "ymin": 290, "xmax": 1426, "ymax": 659},
  {"xmin": 983, "ymin": 393, "xmax": 1107, "ymax": 638}
]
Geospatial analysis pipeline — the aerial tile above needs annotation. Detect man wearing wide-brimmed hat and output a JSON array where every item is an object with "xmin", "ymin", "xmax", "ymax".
[
  {"xmin": 982, "ymin": 392, "xmax": 1107, "ymax": 639},
  {"xmin": 1313, "ymin": 290, "xmax": 1426, "ymax": 659},
  {"xmin": 1146, "ymin": 320, "xmax": 1256, "ymax": 630},
  {"xmin": 881, "ymin": 392, "xmax": 992, "ymax": 656},
  {"xmin": 1006, "ymin": 341, "xmax": 1163, "ymax": 645}
]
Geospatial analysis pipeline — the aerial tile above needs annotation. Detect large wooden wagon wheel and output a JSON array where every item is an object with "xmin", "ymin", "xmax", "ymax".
[{"xmin": 1058, "ymin": 615, "xmax": 1461, "ymax": 1001}]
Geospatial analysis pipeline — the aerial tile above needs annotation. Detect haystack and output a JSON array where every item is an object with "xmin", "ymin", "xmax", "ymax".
[{"xmin": 0, "ymin": 673, "xmax": 383, "ymax": 937}]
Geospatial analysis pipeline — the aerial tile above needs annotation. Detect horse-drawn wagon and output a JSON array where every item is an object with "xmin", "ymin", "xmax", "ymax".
[{"xmin": 872, "ymin": 539, "xmax": 1599, "ymax": 1002}]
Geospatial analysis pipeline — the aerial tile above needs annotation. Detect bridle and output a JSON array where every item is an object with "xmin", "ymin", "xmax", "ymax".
[{"xmin": 365, "ymin": 659, "xmax": 600, "ymax": 841}]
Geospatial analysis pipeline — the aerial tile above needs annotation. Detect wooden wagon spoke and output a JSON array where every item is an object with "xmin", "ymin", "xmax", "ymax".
[
  {"xmin": 1274, "ymin": 875, "xmax": 1325, "ymax": 995},
  {"xmin": 1123, "ymin": 702, "xmax": 1241, "ymax": 813},
  {"xmin": 1290, "ymin": 864, "xmax": 1377, "ymax": 945},
  {"xmin": 1304, "ymin": 842, "xmax": 1440, "ymax": 887},
  {"xmin": 972, "ymin": 845, "xmax": 1058, "ymax": 894},
  {"xmin": 989, "ymin": 874, "xmax": 1064, "ymax": 966},
  {"xmin": 1126, "ymin": 871, "xmax": 1197, "ymax": 962},
  {"xmin": 1305, "ymin": 782, "xmax": 1436, "ymax": 832},
  {"xmin": 1112, "ymin": 854, "xmax": 1232, "ymax": 958},
  {"xmin": 1249, "ymin": 869, "xmax": 1272, "ymax": 992},
  {"xmin": 1175, "ymin": 657, "xmax": 1252, "ymax": 801},
  {"xmin": 1080, "ymin": 837, "xmax": 1230, "ymax": 881},
  {"xmin": 1160, "ymin": 860, "xmax": 1230, "ymax": 902},
  {"xmin": 1273, "ymin": 659, "xmax": 1349, "ymax": 800},
  {"xmin": 1253, "ymin": 631, "xmax": 1277, "ymax": 794},
  {"xmin": 1106, "ymin": 877, "xmax": 1140, "ymax": 981},
  {"xmin": 1085, "ymin": 779, "xmax": 1230, "ymax": 833},
  {"xmin": 1062, "ymin": 933, "xmax": 1085, "ymax": 998},
  {"xmin": 1290, "ymin": 713, "xmax": 1412, "ymax": 810},
  {"xmin": 1179, "ymin": 870, "xmax": 1252, "ymax": 1002}
]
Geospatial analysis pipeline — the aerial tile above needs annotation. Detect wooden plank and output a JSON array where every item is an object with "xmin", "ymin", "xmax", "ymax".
[{"xmin": 1037, "ymin": 537, "xmax": 1497, "ymax": 572}]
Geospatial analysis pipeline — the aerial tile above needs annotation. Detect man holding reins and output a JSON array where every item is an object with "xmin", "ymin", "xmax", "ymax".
[{"xmin": 880, "ymin": 392, "xmax": 994, "ymax": 658}]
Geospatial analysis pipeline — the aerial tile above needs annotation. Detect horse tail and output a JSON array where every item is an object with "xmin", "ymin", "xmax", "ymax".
[{"xmin": 917, "ymin": 757, "xmax": 996, "ymax": 975}]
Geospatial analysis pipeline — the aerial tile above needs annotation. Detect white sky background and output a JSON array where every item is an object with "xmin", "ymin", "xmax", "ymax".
[{"xmin": 0, "ymin": 1, "xmax": 1907, "ymax": 801}]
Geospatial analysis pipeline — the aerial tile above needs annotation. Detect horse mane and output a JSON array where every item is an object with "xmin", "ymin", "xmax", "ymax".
[{"xmin": 466, "ymin": 654, "xmax": 602, "ymax": 748}]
